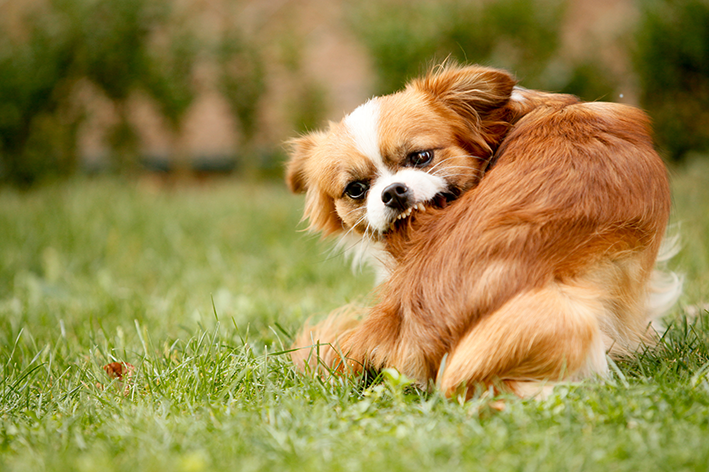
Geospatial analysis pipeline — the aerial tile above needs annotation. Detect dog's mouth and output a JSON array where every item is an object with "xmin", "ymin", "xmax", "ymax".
[
  {"xmin": 433, "ymin": 190, "xmax": 460, "ymax": 207},
  {"xmin": 386, "ymin": 190, "xmax": 459, "ymax": 232}
]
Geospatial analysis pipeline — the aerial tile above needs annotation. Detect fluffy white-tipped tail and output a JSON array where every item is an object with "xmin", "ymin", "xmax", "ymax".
[{"xmin": 647, "ymin": 233, "xmax": 683, "ymax": 330}]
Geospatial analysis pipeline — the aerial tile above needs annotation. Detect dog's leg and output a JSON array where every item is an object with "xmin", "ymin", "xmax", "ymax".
[
  {"xmin": 437, "ymin": 281, "xmax": 609, "ymax": 399},
  {"xmin": 290, "ymin": 306, "xmax": 364, "ymax": 374}
]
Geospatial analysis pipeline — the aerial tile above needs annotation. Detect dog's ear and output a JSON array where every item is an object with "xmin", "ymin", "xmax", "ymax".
[
  {"xmin": 285, "ymin": 131, "xmax": 325, "ymax": 194},
  {"xmin": 412, "ymin": 64, "xmax": 516, "ymax": 121},
  {"xmin": 303, "ymin": 187, "xmax": 342, "ymax": 236},
  {"xmin": 411, "ymin": 64, "xmax": 517, "ymax": 154},
  {"xmin": 285, "ymin": 131, "xmax": 342, "ymax": 235}
]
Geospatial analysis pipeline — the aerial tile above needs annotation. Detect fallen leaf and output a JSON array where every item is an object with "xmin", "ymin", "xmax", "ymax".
[
  {"xmin": 103, "ymin": 362, "xmax": 134, "ymax": 380},
  {"xmin": 102, "ymin": 362, "xmax": 135, "ymax": 395}
]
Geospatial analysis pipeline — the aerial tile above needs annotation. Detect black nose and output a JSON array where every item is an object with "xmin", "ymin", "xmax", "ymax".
[{"xmin": 381, "ymin": 183, "xmax": 410, "ymax": 211}]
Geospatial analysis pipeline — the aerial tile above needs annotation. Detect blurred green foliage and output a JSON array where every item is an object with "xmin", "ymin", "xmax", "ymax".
[
  {"xmin": 70, "ymin": 0, "xmax": 168, "ymax": 170},
  {"xmin": 288, "ymin": 81, "xmax": 329, "ymax": 136},
  {"xmin": 633, "ymin": 0, "xmax": 709, "ymax": 161},
  {"xmin": 351, "ymin": 0, "xmax": 709, "ymax": 161},
  {"xmin": 0, "ymin": 0, "xmax": 265, "ymax": 186},
  {"xmin": 144, "ymin": 21, "xmax": 200, "ymax": 174},
  {"xmin": 0, "ymin": 6, "xmax": 81, "ymax": 186},
  {"xmin": 276, "ymin": 27, "xmax": 329, "ymax": 137},
  {"xmin": 216, "ymin": 30, "xmax": 267, "ymax": 160},
  {"xmin": 1, "ymin": 0, "xmax": 708, "ymax": 186},
  {"xmin": 348, "ymin": 0, "xmax": 618, "ymax": 99}
]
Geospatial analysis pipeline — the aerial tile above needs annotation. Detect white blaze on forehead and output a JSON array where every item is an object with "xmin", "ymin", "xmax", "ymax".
[
  {"xmin": 344, "ymin": 98, "xmax": 383, "ymax": 165},
  {"xmin": 510, "ymin": 86, "xmax": 527, "ymax": 103}
]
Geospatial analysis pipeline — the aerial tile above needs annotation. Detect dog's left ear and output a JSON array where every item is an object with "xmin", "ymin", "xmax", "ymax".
[
  {"xmin": 411, "ymin": 64, "xmax": 517, "ymax": 153},
  {"xmin": 412, "ymin": 64, "xmax": 516, "ymax": 121},
  {"xmin": 285, "ymin": 131, "xmax": 343, "ymax": 236},
  {"xmin": 285, "ymin": 131, "xmax": 325, "ymax": 194}
]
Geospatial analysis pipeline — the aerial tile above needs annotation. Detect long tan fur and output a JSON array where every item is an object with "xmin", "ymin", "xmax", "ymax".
[{"xmin": 287, "ymin": 64, "xmax": 676, "ymax": 398}]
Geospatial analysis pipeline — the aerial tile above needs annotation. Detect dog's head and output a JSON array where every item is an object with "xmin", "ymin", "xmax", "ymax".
[{"xmin": 285, "ymin": 64, "xmax": 517, "ymax": 239}]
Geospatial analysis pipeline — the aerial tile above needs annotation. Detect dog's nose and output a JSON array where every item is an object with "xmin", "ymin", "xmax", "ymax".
[{"xmin": 382, "ymin": 183, "xmax": 410, "ymax": 211}]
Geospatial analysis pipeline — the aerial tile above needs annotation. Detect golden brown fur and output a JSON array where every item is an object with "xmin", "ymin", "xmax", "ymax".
[{"xmin": 286, "ymin": 64, "xmax": 674, "ymax": 399}]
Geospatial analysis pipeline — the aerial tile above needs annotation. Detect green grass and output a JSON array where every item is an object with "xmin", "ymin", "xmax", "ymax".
[{"xmin": 1, "ymin": 162, "xmax": 709, "ymax": 472}]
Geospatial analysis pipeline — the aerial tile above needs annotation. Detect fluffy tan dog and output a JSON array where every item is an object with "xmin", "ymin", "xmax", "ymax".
[{"xmin": 285, "ymin": 64, "xmax": 680, "ymax": 398}]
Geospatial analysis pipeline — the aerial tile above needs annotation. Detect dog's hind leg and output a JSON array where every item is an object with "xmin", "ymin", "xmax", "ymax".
[
  {"xmin": 437, "ymin": 281, "xmax": 609, "ymax": 399},
  {"xmin": 290, "ymin": 305, "xmax": 364, "ymax": 374}
]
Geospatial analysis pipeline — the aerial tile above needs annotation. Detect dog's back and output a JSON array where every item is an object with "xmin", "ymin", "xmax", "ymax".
[
  {"xmin": 287, "ymin": 64, "xmax": 680, "ymax": 398},
  {"xmin": 343, "ymin": 100, "xmax": 677, "ymax": 397}
]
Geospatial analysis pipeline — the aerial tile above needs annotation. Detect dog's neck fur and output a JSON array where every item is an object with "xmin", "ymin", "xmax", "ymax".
[
  {"xmin": 341, "ymin": 87, "xmax": 580, "ymax": 284},
  {"xmin": 380, "ymin": 87, "xmax": 580, "ymax": 265}
]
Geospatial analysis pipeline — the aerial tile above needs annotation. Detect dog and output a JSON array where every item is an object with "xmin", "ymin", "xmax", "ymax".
[{"xmin": 285, "ymin": 63, "xmax": 681, "ymax": 398}]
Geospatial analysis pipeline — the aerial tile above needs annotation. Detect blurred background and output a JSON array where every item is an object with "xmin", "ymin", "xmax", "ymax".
[{"xmin": 1, "ymin": 0, "xmax": 708, "ymax": 187}]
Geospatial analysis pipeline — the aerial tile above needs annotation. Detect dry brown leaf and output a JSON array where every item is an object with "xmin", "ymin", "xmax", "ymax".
[
  {"xmin": 103, "ymin": 362, "xmax": 134, "ymax": 380},
  {"xmin": 102, "ymin": 362, "xmax": 135, "ymax": 395}
]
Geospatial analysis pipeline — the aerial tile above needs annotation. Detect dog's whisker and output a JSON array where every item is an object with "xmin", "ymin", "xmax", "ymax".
[
  {"xmin": 427, "ymin": 154, "xmax": 487, "ymax": 175},
  {"xmin": 431, "ymin": 168, "xmax": 484, "ymax": 180},
  {"xmin": 328, "ymin": 214, "xmax": 370, "ymax": 261},
  {"xmin": 339, "ymin": 206, "xmax": 365, "ymax": 219},
  {"xmin": 345, "ymin": 214, "xmax": 368, "ymax": 237},
  {"xmin": 427, "ymin": 156, "xmax": 473, "ymax": 175},
  {"xmin": 430, "ymin": 165, "xmax": 483, "ymax": 174},
  {"xmin": 426, "ymin": 156, "xmax": 460, "ymax": 174},
  {"xmin": 432, "ymin": 168, "xmax": 484, "ymax": 176}
]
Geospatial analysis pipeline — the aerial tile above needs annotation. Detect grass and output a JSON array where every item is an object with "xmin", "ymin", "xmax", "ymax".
[{"xmin": 1, "ymin": 160, "xmax": 709, "ymax": 472}]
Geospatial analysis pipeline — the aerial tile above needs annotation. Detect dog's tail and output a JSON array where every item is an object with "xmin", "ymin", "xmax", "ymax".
[{"xmin": 647, "ymin": 231, "xmax": 683, "ymax": 332}]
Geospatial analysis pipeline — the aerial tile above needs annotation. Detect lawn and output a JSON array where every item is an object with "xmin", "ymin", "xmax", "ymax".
[{"xmin": 1, "ymin": 159, "xmax": 709, "ymax": 472}]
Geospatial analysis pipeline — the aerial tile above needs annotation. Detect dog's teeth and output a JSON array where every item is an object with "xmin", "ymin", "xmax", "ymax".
[
  {"xmin": 417, "ymin": 203, "xmax": 425, "ymax": 212},
  {"xmin": 393, "ymin": 207, "xmax": 417, "ymax": 224}
]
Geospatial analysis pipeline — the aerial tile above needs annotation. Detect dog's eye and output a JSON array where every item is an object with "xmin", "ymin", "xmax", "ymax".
[
  {"xmin": 407, "ymin": 150, "xmax": 434, "ymax": 167},
  {"xmin": 344, "ymin": 181, "xmax": 369, "ymax": 200}
]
